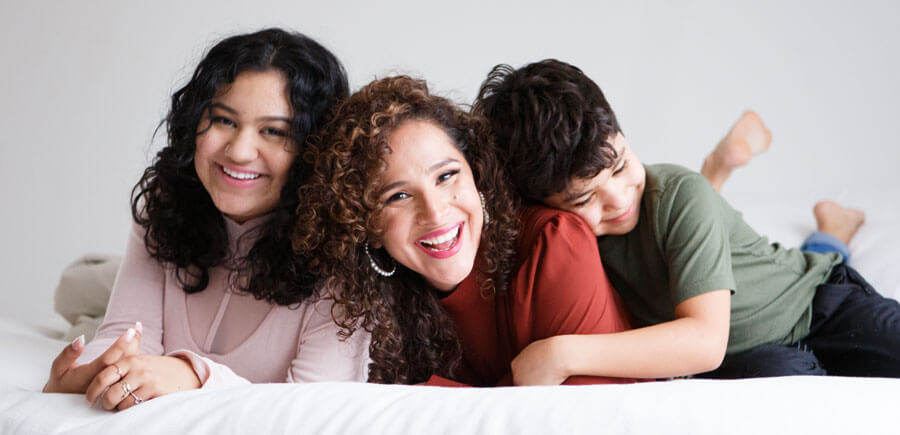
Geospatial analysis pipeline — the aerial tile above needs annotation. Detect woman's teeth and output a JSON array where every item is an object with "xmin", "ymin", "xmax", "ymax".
[
  {"xmin": 419, "ymin": 225, "xmax": 460, "ymax": 251},
  {"xmin": 223, "ymin": 167, "xmax": 261, "ymax": 180}
]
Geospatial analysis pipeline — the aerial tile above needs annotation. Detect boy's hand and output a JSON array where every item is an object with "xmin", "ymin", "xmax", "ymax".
[{"xmin": 511, "ymin": 336, "xmax": 571, "ymax": 386}]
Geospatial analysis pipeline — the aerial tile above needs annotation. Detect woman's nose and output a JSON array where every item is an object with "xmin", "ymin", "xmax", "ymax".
[
  {"xmin": 224, "ymin": 129, "xmax": 259, "ymax": 163},
  {"xmin": 416, "ymin": 190, "xmax": 449, "ymax": 225}
]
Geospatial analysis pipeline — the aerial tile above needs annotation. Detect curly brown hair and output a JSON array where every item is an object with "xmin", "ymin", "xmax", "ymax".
[{"xmin": 293, "ymin": 76, "xmax": 519, "ymax": 384}]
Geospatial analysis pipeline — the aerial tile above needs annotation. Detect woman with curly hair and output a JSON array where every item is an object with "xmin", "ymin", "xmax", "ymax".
[
  {"xmin": 294, "ymin": 76, "xmax": 634, "ymax": 386},
  {"xmin": 42, "ymin": 28, "xmax": 368, "ymax": 409}
]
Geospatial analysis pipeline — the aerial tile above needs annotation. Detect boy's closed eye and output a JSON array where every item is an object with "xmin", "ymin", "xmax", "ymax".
[
  {"xmin": 570, "ymin": 161, "xmax": 627, "ymax": 208},
  {"xmin": 574, "ymin": 195, "xmax": 593, "ymax": 208}
]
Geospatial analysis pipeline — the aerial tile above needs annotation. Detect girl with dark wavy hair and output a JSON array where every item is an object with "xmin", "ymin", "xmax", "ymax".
[
  {"xmin": 43, "ymin": 28, "xmax": 368, "ymax": 409},
  {"xmin": 294, "ymin": 76, "xmax": 635, "ymax": 386}
]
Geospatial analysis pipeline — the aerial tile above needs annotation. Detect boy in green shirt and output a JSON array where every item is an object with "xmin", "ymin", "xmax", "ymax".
[{"xmin": 474, "ymin": 59, "xmax": 900, "ymax": 382}]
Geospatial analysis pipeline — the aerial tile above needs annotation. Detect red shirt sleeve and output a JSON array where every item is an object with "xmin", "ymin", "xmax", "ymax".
[{"xmin": 424, "ymin": 375, "xmax": 471, "ymax": 387}]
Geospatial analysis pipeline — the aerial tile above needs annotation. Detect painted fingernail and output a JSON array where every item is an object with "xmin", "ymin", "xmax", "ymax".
[
  {"xmin": 135, "ymin": 321, "xmax": 143, "ymax": 334},
  {"xmin": 71, "ymin": 335, "xmax": 85, "ymax": 351},
  {"xmin": 125, "ymin": 328, "xmax": 136, "ymax": 342}
]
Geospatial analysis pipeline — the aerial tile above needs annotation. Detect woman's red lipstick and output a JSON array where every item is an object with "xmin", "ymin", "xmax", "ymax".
[{"xmin": 415, "ymin": 222, "xmax": 464, "ymax": 259}]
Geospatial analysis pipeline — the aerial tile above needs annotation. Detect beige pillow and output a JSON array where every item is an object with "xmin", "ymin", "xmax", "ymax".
[{"xmin": 54, "ymin": 254, "xmax": 121, "ymax": 342}]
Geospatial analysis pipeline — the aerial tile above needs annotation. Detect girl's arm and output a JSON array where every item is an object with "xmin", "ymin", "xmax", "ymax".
[
  {"xmin": 165, "ymin": 296, "xmax": 369, "ymax": 390},
  {"xmin": 44, "ymin": 222, "xmax": 162, "ymax": 396},
  {"xmin": 79, "ymin": 222, "xmax": 166, "ymax": 363}
]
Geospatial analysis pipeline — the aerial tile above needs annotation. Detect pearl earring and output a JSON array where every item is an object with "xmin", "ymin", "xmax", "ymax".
[
  {"xmin": 364, "ymin": 241, "xmax": 397, "ymax": 277},
  {"xmin": 479, "ymin": 192, "xmax": 490, "ymax": 226}
]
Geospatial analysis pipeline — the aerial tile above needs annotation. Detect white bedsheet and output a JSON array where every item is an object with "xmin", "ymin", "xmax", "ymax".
[
  {"xmin": 2, "ymin": 192, "xmax": 899, "ymax": 434},
  {"xmin": 2, "ymin": 314, "xmax": 899, "ymax": 435},
  {"xmin": 4, "ymin": 376, "xmax": 899, "ymax": 434}
]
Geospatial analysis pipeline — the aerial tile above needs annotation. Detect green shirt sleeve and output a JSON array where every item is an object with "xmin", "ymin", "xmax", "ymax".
[{"xmin": 656, "ymin": 172, "xmax": 736, "ymax": 305}]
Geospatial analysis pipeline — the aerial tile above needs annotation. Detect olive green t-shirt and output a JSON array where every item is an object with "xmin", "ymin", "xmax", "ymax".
[{"xmin": 596, "ymin": 164, "xmax": 842, "ymax": 354}]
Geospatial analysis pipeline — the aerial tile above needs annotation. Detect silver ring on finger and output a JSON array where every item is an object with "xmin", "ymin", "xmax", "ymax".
[
  {"xmin": 121, "ymin": 381, "xmax": 133, "ymax": 399},
  {"xmin": 112, "ymin": 363, "xmax": 123, "ymax": 378},
  {"xmin": 129, "ymin": 391, "xmax": 144, "ymax": 404}
]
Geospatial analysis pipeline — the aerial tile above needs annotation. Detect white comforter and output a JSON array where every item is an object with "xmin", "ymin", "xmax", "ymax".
[{"xmin": 2, "ymin": 193, "xmax": 899, "ymax": 435}]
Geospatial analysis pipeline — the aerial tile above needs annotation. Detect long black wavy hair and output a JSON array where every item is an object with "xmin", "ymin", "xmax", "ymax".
[{"xmin": 131, "ymin": 28, "xmax": 349, "ymax": 304}]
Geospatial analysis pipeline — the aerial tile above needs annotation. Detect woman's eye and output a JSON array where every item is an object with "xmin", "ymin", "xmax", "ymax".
[
  {"xmin": 211, "ymin": 116, "xmax": 236, "ymax": 127},
  {"xmin": 263, "ymin": 127, "xmax": 288, "ymax": 137},
  {"xmin": 386, "ymin": 192, "xmax": 409, "ymax": 204},
  {"xmin": 613, "ymin": 160, "xmax": 628, "ymax": 175},
  {"xmin": 437, "ymin": 169, "xmax": 459, "ymax": 184}
]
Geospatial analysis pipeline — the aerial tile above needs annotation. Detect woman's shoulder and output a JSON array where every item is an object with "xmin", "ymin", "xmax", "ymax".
[
  {"xmin": 519, "ymin": 204, "xmax": 593, "ymax": 234},
  {"xmin": 516, "ymin": 205, "xmax": 596, "ymax": 257}
]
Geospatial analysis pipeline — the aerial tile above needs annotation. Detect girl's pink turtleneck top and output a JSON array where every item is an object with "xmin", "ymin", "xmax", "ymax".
[{"xmin": 80, "ymin": 216, "xmax": 369, "ymax": 387}]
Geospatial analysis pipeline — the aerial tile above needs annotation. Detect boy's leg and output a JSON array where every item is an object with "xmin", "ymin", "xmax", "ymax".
[
  {"xmin": 701, "ymin": 111, "xmax": 772, "ymax": 192},
  {"xmin": 694, "ymin": 343, "xmax": 826, "ymax": 379},
  {"xmin": 801, "ymin": 232, "xmax": 851, "ymax": 260},
  {"xmin": 801, "ymin": 201, "xmax": 865, "ymax": 262},
  {"xmin": 801, "ymin": 264, "xmax": 900, "ymax": 377}
]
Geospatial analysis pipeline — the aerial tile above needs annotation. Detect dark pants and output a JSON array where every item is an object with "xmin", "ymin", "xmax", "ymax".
[{"xmin": 698, "ymin": 264, "xmax": 900, "ymax": 379}]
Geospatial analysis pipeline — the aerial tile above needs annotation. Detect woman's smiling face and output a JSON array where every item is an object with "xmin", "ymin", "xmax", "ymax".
[{"xmin": 375, "ymin": 120, "xmax": 484, "ymax": 292}]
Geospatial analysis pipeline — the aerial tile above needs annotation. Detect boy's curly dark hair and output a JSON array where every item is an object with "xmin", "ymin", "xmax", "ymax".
[
  {"xmin": 131, "ymin": 28, "xmax": 348, "ymax": 304},
  {"xmin": 473, "ymin": 59, "xmax": 620, "ymax": 202},
  {"xmin": 293, "ymin": 76, "xmax": 519, "ymax": 384}
]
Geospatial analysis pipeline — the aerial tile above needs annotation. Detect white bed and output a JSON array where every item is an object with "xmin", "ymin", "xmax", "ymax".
[{"xmin": 2, "ymin": 192, "xmax": 899, "ymax": 435}]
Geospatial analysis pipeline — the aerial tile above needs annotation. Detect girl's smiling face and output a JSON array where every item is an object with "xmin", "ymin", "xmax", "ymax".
[
  {"xmin": 193, "ymin": 69, "xmax": 295, "ymax": 223},
  {"xmin": 375, "ymin": 120, "xmax": 484, "ymax": 292}
]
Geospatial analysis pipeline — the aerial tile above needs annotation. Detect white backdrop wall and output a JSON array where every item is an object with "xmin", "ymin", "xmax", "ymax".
[{"xmin": 1, "ymin": 0, "xmax": 898, "ymax": 322}]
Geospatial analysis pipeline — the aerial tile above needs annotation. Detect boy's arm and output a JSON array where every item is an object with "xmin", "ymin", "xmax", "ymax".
[
  {"xmin": 517, "ymin": 289, "xmax": 730, "ymax": 382},
  {"xmin": 578, "ymin": 171, "xmax": 733, "ymax": 378},
  {"xmin": 514, "ymin": 173, "xmax": 734, "ymax": 383},
  {"xmin": 509, "ymin": 209, "xmax": 636, "ymax": 385}
]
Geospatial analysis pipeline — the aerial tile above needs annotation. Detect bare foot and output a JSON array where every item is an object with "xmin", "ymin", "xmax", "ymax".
[
  {"xmin": 701, "ymin": 110, "xmax": 772, "ymax": 192},
  {"xmin": 813, "ymin": 200, "xmax": 866, "ymax": 245}
]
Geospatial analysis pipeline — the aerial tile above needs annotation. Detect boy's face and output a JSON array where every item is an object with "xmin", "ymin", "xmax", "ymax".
[{"xmin": 543, "ymin": 133, "xmax": 645, "ymax": 236}]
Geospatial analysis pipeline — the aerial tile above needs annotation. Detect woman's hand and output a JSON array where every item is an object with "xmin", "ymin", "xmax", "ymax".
[
  {"xmin": 85, "ymin": 353, "xmax": 202, "ymax": 411},
  {"xmin": 510, "ymin": 335, "xmax": 572, "ymax": 386},
  {"xmin": 43, "ymin": 325, "xmax": 142, "ymax": 394}
]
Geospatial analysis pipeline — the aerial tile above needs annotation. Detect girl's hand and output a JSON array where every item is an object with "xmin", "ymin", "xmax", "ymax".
[
  {"xmin": 43, "ymin": 325, "xmax": 142, "ymax": 394},
  {"xmin": 85, "ymin": 353, "xmax": 201, "ymax": 411},
  {"xmin": 510, "ymin": 336, "xmax": 571, "ymax": 386}
]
